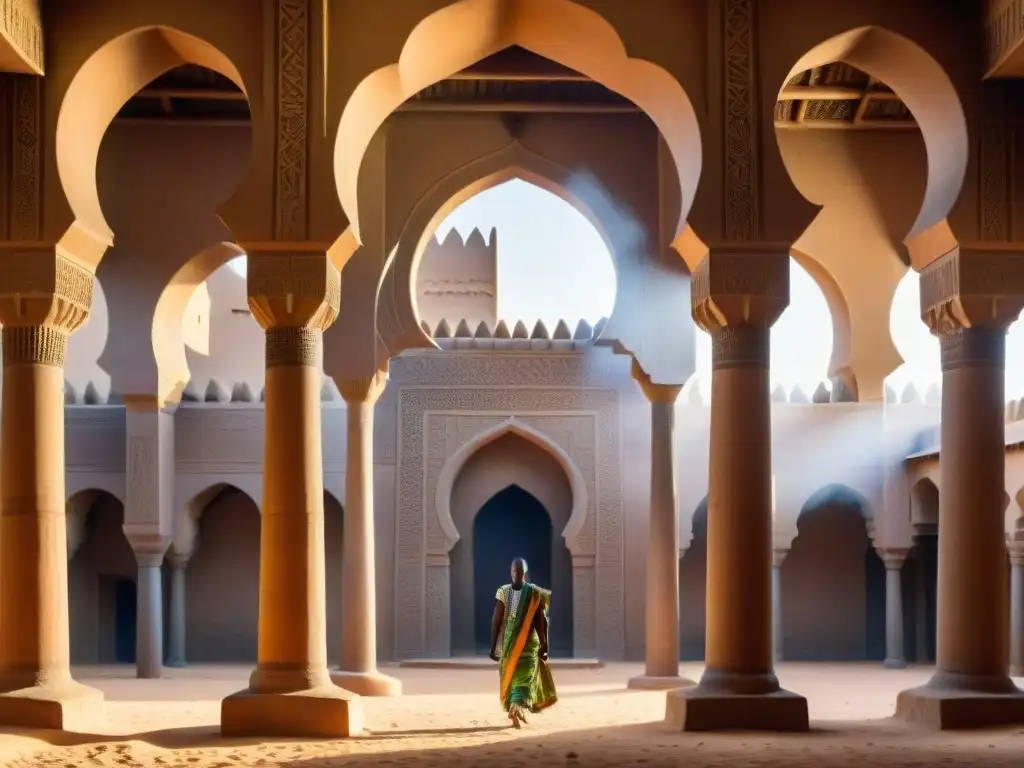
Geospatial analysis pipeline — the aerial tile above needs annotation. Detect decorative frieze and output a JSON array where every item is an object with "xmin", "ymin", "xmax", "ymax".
[
  {"xmin": 275, "ymin": 0, "xmax": 309, "ymax": 241},
  {"xmin": 1, "ymin": 325, "xmax": 66, "ymax": 366},
  {"xmin": 710, "ymin": 325, "xmax": 770, "ymax": 370},
  {"xmin": 265, "ymin": 327, "xmax": 322, "ymax": 368},
  {"xmin": 722, "ymin": 0, "xmax": 759, "ymax": 241}
]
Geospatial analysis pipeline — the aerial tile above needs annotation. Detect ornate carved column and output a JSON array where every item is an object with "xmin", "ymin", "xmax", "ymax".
[
  {"xmin": 123, "ymin": 403, "xmax": 174, "ymax": 679},
  {"xmin": 897, "ymin": 250, "xmax": 1024, "ymax": 728},
  {"xmin": 166, "ymin": 548, "xmax": 191, "ymax": 669},
  {"xmin": 772, "ymin": 549, "xmax": 788, "ymax": 663},
  {"xmin": 628, "ymin": 362, "xmax": 691, "ymax": 690},
  {"xmin": 879, "ymin": 548, "xmax": 909, "ymax": 670},
  {"xmin": 666, "ymin": 249, "xmax": 808, "ymax": 732},
  {"xmin": 331, "ymin": 368, "xmax": 401, "ymax": 697},
  {"xmin": 221, "ymin": 251, "xmax": 364, "ymax": 737},
  {"xmin": 0, "ymin": 250, "xmax": 103, "ymax": 729},
  {"xmin": 1009, "ymin": 545, "xmax": 1024, "ymax": 678}
]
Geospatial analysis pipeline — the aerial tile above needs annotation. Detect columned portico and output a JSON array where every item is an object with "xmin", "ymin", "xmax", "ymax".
[
  {"xmin": 896, "ymin": 250, "xmax": 1024, "ymax": 728},
  {"xmin": 666, "ymin": 249, "xmax": 808, "ymax": 732},
  {"xmin": 0, "ymin": 251, "xmax": 104, "ymax": 730},
  {"xmin": 880, "ymin": 548, "xmax": 908, "ymax": 670},
  {"xmin": 628, "ymin": 361, "xmax": 692, "ymax": 691},
  {"xmin": 331, "ymin": 368, "xmax": 401, "ymax": 697},
  {"xmin": 221, "ymin": 252, "xmax": 363, "ymax": 738}
]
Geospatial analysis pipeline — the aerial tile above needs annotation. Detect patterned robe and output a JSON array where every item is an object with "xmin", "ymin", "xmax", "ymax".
[{"xmin": 495, "ymin": 582, "xmax": 558, "ymax": 713}]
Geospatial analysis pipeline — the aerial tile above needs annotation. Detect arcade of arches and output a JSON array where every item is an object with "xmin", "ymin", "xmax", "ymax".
[{"xmin": 5, "ymin": 0, "xmax": 1024, "ymax": 740}]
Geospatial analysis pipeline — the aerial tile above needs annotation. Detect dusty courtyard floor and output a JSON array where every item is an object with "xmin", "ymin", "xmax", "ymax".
[{"xmin": 1, "ymin": 662, "xmax": 1023, "ymax": 766}]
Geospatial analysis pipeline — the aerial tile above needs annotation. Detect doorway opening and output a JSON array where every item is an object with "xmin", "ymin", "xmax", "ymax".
[
  {"xmin": 113, "ymin": 578, "xmax": 137, "ymax": 664},
  {"xmin": 472, "ymin": 485, "xmax": 553, "ymax": 654}
]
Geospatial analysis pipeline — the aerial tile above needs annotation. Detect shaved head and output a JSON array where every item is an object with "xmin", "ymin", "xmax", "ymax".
[{"xmin": 511, "ymin": 557, "xmax": 528, "ymax": 587}]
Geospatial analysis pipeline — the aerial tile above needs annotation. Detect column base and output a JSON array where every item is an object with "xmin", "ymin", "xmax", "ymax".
[
  {"xmin": 330, "ymin": 669, "xmax": 402, "ymax": 697},
  {"xmin": 221, "ymin": 684, "xmax": 364, "ymax": 738},
  {"xmin": 165, "ymin": 660, "xmax": 186, "ymax": 669},
  {"xmin": 627, "ymin": 674, "xmax": 697, "ymax": 691},
  {"xmin": 665, "ymin": 672, "xmax": 808, "ymax": 732},
  {"xmin": 884, "ymin": 658, "xmax": 907, "ymax": 670},
  {"xmin": 896, "ymin": 676, "xmax": 1024, "ymax": 729},
  {"xmin": 0, "ymin": 680, "xmax": 104, "ymax": 731}
]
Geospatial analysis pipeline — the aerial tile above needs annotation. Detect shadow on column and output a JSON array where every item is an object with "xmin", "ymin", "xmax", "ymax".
[
  {"xmin": 907, "ymin": 478, "xmax": 938, "ymax": 665},
  {"xmin": 782, "ymin": 484, "xmax": 882, "ymax": 661},
  {"xmin": 68, "ymin": 490, "xmax": 138, "ymax": 665}
]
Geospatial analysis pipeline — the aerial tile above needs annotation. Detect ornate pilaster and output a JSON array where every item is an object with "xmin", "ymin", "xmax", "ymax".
[
  {"xmin": 897, "ymin": 249, "xmax": 1024, "ymax": 727},
  {"xmin": 668, "ymin": 248, "xmax": 808, "ymax": 731},
  {"xmin": 222, "ymin": 250, "xmax": 363, "ymax": 737},
  {"xmin": 330, "ymin": 366, "xmax": 401, "ymax": 697},
  {"xmin": 0, "ymin": 250, "xmax": 102, "ymax": 730},
  {"xmin": 628, "ymin": 361, "xmax": 691, "ymax": 690}
]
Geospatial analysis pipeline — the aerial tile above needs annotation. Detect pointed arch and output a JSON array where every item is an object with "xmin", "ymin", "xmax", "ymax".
[
  {"xmin": 332, "ymin": 0, "xmax": 702, "ymax": 257},
  {"xmin": 434, "ymin": 417, "xmax": 588, "ymax": 555},
  {"xmin": 387, "ymin": 143, "xmax": 617, "ymax": 353},
  {"xmin": 175, "ymin": 481, "xmax": 260, "ymax": 557},
  {"xmin": 781, "ymin": 27, "xmax": 968, "ymax": 268},
  {"xmin": 56, "ymin": 26, "xmax": 250, "ymax": 264}
]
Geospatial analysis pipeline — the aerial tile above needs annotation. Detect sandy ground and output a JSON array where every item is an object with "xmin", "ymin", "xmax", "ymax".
[{"xmin": 1, "ymin": 662, "xmax": 1023, "ymax": 766}]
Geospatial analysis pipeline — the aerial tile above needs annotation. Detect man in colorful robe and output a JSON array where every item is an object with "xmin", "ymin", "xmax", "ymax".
[{"xmin": 488, "ymin": 557, "xmax": 558, "ymax": 728}]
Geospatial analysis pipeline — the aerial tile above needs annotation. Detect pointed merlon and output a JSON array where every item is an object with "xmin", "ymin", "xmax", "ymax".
[
  {"xmin": 573, "ymin": 319, "xmax": 593, "ymax": 340},
  {"xmin": 531, "ymin": 320, "xmax": 550, "ymax": 340},
  {"xmin": 553, "ymin": 319, "xmax": 572, "ymax": 340},
  {"xmin": 494, "ymin": 320, "xmax": 512, "ymax": 339},
  {"xmin": 205, "ymin": 379, "xmax": 227, "ymax": 403},
  {"xmin": 231, "ymin": 382, "xmax": 254, "ymax": 403},
  {"xmin": 812, "ymin": 382, "xmax": 830, "ymax": 403},
  {"xmin": 789, "ymin": 384, "xmax": 809, "ymax": 404},
  {"xmin": 593, "ymin": 317, "xmax": 608, "ymax": 338},
  {"xmin": 420, "ymin": 320, "xmax": 431, "ymax": 335},
  {"xmin": 512, "ymin": 320, "xmax": 530, "ymax": 339},
  {"xmin": 475, "ymin": 321, "xmax": 492, "ymax": 339},
  {"xmin": 434, "ymin": 319, "xmax": 452, "ymax": 338},
  {"xmin": 771, "ymin": 385, "xmax": 787, "ymax": 403}
]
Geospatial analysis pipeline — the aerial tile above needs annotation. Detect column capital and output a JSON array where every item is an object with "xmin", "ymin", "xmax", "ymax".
[
  {"xmin": 167, "ymin": 549, "xmax": 192, "ymax": 570},
  {"xmin": 0, "ymin": 249, "xmax": 95, "ymax": 367},
  {"xmin": 126, "ymin": 532, "xmax": 170, "ymax": 567},
  {"xmin": 920, "ymin": 249, "xmax": 1024, "ymax": 337},
  {"xmin": 247, "ymin": 250, "xmax": 340, "ymax": 332},
  {"xmin": 877, "ymin": 546, "xmax": 910, "ymax": 570},
  {"xmin": 691, "ymin": 247, "xmax": 790, "ymax": 333},
  {"xmin": 334, "ymin": 363, "xmax": 389, "ymax": 406},
  {"xmin": 631, "ymin": 359, "xmax": 682, "ymax": 403},
  {"xmin": 772, "ymin": 549, "xmax": 789, "ymax": 568}
]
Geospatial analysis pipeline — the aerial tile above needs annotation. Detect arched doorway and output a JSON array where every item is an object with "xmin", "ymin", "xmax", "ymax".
[
  {"xmin": 186, "ymin": 486, "xmax": 261, "ymax": 661},
  {"xmin": 908, "ymin": 477, "xmax": 939, "ymax": 663},
  {"xmin": 782, "ymin": 485, "xmax": 884, "ymax": 661},
  {"xmin": 447, "ymin": 430, "xmax": 575, "ymax": 657},
  {"xmin": 67, "ymin": 491, "xmax": 137, "ymax": 664},
  {"xmin": 472, "ymin": 485, "xmax": 553, "ymax": 654}
]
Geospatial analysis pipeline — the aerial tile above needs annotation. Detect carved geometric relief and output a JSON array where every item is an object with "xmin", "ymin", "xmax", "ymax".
[
  {"xmin": 127, "ymin": 435, "xmax": 157, "ymax": 524},
  {"xmin": 722, "ymin": 0, "xmax": 759, "ymax": 241},
  {"xmin": 275, "ymin": 0, "xmax": 310, "ymax": 240},
  {"xmin": 396, "ymin": 382, "xmax": 623, "ymax": 660},
  {"xmin": 10, "ymin": 73, "xmax": 39, "ymax": 240}
]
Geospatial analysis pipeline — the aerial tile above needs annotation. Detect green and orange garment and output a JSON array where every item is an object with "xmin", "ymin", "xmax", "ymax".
[{"xmin": 496, "ymin": 582, "xmax": 557, "ymax": 713}]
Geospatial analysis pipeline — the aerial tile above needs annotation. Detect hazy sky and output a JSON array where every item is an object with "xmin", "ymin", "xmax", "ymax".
[
  {"xmin": 434, "ymin": 179, "xmax": 1024, "ymax": 399},
  {"xmin": 228, "ymin": 178, "xmax": 1024, "ymax": 398}
]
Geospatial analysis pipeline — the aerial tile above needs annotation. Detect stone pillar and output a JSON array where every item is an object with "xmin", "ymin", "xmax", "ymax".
[
  {"xmin": 772, "ymin": 549, "xmax": 787, "ymax": 663},
  {"xmin": 130, "ymin": 545, "xmax": 167, "ymax": 679},
  {"xmin": 331, "ymin": 369, "xmax": 401, "ymax": 697},
  {"xmin": 0, "ymin": 251, "xmax": 103, "ymax": 730},
  {"xmin": 666, "ymin": 250, "xmax": 807, "ymax": 732},
  {"xmin": 896, "ymin": 250, "xmax": 1024, "ymax": 728},
  {"xmin": 166, "ymin": 549, "xmax": 191, "ymax": 668},
  {"xmin": 123, "ymin": 404, "xmax": 175, "ymax": 679},
  {"xmin": 880, "ymin": 548, "xmax": 909, "ymax": 669},
  {"xmin": 221, "ymin": 251, "xmax": 363, "ymax": 738},
  {"xmin": 629, "ymin": 362, "xmax": 691, "ymax": 690},
  {"xmin": 1009, "ymin": 546, "xmax": 1024, "ymax": 677}
]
